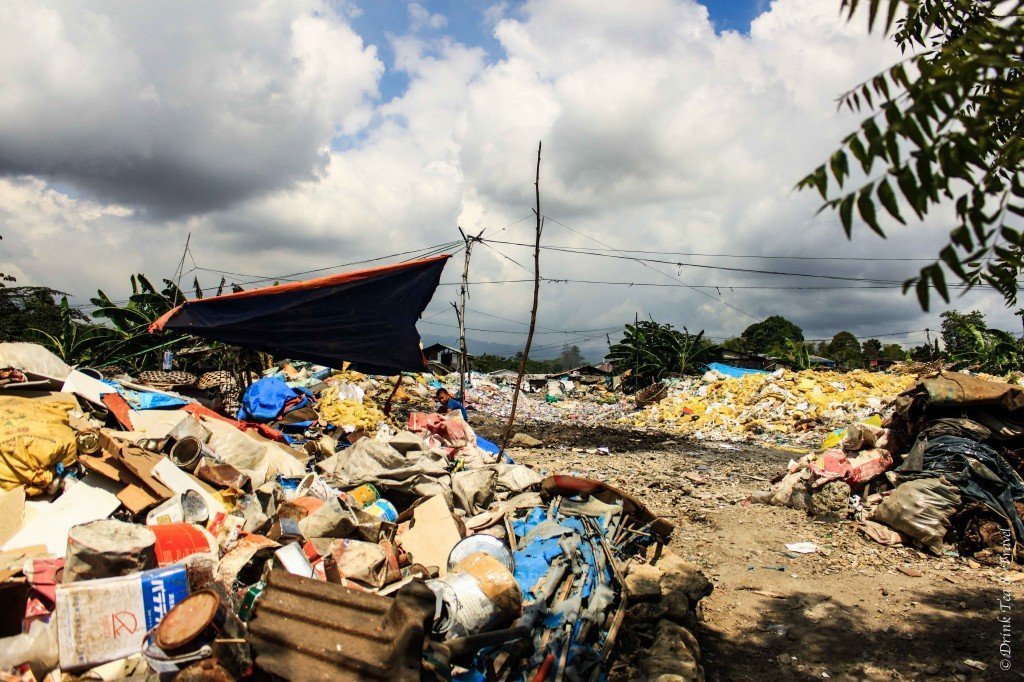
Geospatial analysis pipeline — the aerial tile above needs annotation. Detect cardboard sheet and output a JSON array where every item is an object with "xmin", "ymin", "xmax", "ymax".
[
  {"xmin": 79, "ymin": 439, "xmax": 173, "ymax": 515},
  {"xmin": 0, "ymin": 486, "xmax": 25, "ymax": 547},
  {"xmin": 397, "ymin": 495, "xmax": 461, "ymax": 576},
  {"xmin": 1, "ymin": 476, "xmax": 121, "ymax": 555}
]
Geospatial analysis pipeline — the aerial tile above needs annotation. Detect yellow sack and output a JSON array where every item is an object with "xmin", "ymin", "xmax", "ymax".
[{"xmin": 0, "ymin": 396, "xmax": 78, "ymax": 495}]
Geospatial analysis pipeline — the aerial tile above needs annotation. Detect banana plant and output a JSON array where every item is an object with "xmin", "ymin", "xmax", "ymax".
[
  {"xmin": 87, "ymin": 275, "xmax": 191, "ymax": 371},
  {"xmin": 946, "ymin": 325, "xmax": 1024, "ymax": 375},
  {"xmin": 607, "ymin": 320, "xmax": 711, "ymax": 386},
  {"xmin": 30, "ymin": 296, "xmax": 105, "ymax": 365},
  {"xmin": 786, "ymin": 339, "xmax": 812, "ymax": 370}
]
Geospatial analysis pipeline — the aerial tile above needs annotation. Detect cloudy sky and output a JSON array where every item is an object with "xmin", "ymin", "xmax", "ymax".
[{"xmin": 1, "ymin": 0, "xmax": 1018, "ymax": 360}]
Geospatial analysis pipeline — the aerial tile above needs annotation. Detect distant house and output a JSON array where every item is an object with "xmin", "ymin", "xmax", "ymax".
[
  {"xmin": 808, "ymin": 355, "xmax": 836, "ymax": 369},
  {"xmin": 488, "ymin": 368, "xmax": 520, "ymax": 384},
  {"xmin": 544, "ymin": 365, "xmax": 611, "ymax": 385},
  {"xmin": 423, "ymin": 343, "xmax": 473, "ymax": 372},
  {"xmin": 703, "ymin": 348, "xmax": 780, "ymax": 371}
]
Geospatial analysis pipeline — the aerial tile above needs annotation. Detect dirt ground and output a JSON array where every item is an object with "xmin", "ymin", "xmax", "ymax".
[{"xmin": 482, "ymin": 419, "xmax": 1023, "ymax": 681}]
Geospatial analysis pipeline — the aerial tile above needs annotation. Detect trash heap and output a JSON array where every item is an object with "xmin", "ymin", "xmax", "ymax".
[
  {"xmin": 754, "ymin": 371, "xmax": 1024, "ymax": 563},
  {"xmin": 635, "ymin": 368, "xmax": 919, "ymax": 448},
  {"xmin": 468, "ymin": 379, "xmax": 630, "ymax": 426},
  {"xmin": 0, "ymin": 343, "xmax": 703, "ymax": 681}
]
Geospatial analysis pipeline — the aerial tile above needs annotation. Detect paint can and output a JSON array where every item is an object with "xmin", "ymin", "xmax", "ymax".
[
  {"xmin": 167, "ymin": 416, "xmax": 212, "ymax": 446},
  {"xmin": 149, "ymin": 523, "xmax": 218, "ymax": 566},
  {"xmin": 447, "ymin": 535, "xmax": 515, "ymax": 574},
  {"xmin": 278, "ymin": 476, "xmax": 302, "ymax": 500},
  {"xmin": 363, "ymin": 499, "xmax": 398, "ymax": 522},
  {"xmin": 346, "ymin": 483, "xmax": 380, "ymax": 508},
  {"xmin": 75, "ymin": 430, "xmax": 101, "ymax": 455},
  {"xmin": 169, "ymin": 436, "xmax": 214, "ymax": 472},
  {"xmin": 425, "ymin": 553, "xmax": 522, "ymax": 639},
  {"xmin": 154, "ymin": 589, "xmax": 224, "ymax": 653},
  {"xmin": 147, "ymin": 490, "xmax": 210, "ymax": 526},
  {"xmin": 294, "ymin": 473, "xmax": 335, "ymax": 501},
  {"xmin": 143, "ymin": 590, "xmax": 225, "ymax": 672}
]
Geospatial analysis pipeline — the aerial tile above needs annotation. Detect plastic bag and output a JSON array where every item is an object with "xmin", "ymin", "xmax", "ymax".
[{"xmin": 872, "ymin": 478, "xmax": 961, "ymax": 553}]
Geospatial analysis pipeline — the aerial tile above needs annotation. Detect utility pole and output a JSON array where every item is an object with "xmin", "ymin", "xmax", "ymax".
[
  {"xmin": 502, "ymin": 141, "xmax": 544, "ymax": 449},
  {"xmin": 456, "ymin": 227, "xmax": 483, "ymax": 401}
]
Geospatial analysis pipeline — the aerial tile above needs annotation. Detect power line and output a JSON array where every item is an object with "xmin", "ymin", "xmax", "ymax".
[
  {"xmin": 484, "ymin": 237, "xmax": 910, "ymax": 285},
  {"xmin": 540, "ymin": 216, "xmax": 763, "ymax": 321},
  {"xmin": 511, "ymin": 243, "xmax": 938, "ymax": 262}
]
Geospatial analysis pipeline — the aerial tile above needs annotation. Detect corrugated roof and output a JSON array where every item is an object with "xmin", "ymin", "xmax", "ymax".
[{"xmin": 247, "ymin": 570, "xmax": 435, "ymax": 681}]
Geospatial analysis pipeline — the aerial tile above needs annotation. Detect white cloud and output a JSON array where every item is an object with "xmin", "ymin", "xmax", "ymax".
[
  {"xmin": 408, "ymin": 3, "xmax": 448, "ymax": 30},
  {"xmin": 0, "ymin": 0, "xmax": 1017, "ymax": 357},
  {"xmin": 0, "ymin": 0, "xmax": 382, "ymax": 215}
]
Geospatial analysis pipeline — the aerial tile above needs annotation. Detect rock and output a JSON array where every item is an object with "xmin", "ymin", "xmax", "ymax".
[
  {"xmin": 624, "ymin": 562, "xmax": 664, "ymax": 600},
  {"xmin": 653, "ymin": 551, "xmax": 714, "ymax": 601},
  {"xmin": 627, "ymin": 601, "xmax": 668, "ymax": 623},
  {"xmin": 809, "ymin": 481, "xmax": 851, "ymax": 520},
  {"xmin": 509, "ymin": 433, "xmax": 543, "ymax": 447},
  {"xmin": 640, "ymin": 620, "xmax": 703, "ymax": 681}
]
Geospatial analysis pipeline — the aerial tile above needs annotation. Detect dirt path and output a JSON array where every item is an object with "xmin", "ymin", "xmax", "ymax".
[{"xmin": 505, "ymin": 433, "xmax": 1021, "ymax": 681}]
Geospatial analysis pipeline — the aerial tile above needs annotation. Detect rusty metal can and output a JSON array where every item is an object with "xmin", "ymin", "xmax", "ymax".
[
  {"xmin": 75, "ymin": 430, "xmax": 101, "ymax": 455},
  {"xmin": 154, "ymin": 589, "xmax": 224, "ymax": 653}
]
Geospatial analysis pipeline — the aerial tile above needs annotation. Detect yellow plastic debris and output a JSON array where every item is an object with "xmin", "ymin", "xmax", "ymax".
[
  {"xmin": 0, "ymin": 396, "xmax": 79, "ymax": 495},
  {"xmin": 642, "ymin": 369, "xmax": 916, "ymax": 445}
]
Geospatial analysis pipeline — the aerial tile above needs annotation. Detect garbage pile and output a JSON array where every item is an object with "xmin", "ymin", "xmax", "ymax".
[
  {"xmin": 754, "ymin": 371, "xmax": 1024, "ymax": 562},
  {"xmin": 636, "ymin": 367, "xmax": 919, "ymax": 448},
  {"xmin": 467, "ymin": 375, "xmax": 630, "ymax": 427},
  {"xmin": 0, "ymin": 343, "xmax": 701, "ymax": 680}
]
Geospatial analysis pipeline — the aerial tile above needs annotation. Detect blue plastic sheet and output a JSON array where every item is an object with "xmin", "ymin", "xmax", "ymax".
[
  {"xmin": 101, "ymin": 380, "xmax": 188, "ymax": 410},
  {"xmin": 236, "ymin": 377, "xmax": 310, "ymax": 421},
  {"xmin": 706, "ymin": 362, "xmax": 768, "ymax": 378}
]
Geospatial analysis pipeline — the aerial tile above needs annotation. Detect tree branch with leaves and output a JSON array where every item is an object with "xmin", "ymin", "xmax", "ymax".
[{"xmin": 799, "ymin": 0, "xmax": 1024, "ymax": 309}]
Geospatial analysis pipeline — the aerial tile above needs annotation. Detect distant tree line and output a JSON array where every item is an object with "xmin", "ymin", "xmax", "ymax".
[{"xmin": 472, "ymin": 344, "xmax": 588, "ymax": 375}]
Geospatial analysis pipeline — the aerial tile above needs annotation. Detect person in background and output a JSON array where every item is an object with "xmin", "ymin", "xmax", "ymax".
[{"xmin": 435, "ymin": 388, "xmax": 468, "ymax": 421}]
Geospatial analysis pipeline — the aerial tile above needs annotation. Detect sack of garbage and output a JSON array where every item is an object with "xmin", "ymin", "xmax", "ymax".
[
  {"xmin": 872, "ymin": 478, "xmax": 961, "ymax": 553},
  {"xmin": 0, "ymin": 396, "xmax": 78, "ymax": 495}
]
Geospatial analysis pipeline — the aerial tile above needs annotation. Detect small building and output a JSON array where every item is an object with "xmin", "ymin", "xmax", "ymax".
[
  {"xmin": 488, "ymin": 368, "xmax": 520, "ymax": 384},
  {"xmin": 423, "ymin": 343, "xmax": 473, "ymax": 372},
  {"xmin": 544, "ymin": 364, "xmax": 611, "ymax": 385},
  {"xmin": 703, "ymin": 348, "xmax": 780, "ymax": 371},
  {"xmin": 808, "ymin": 355, "xmax": 836, "ymax": 369}
]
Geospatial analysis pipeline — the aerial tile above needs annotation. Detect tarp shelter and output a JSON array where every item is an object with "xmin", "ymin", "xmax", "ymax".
[{"xmin": 150, "ymin": 254, "xmax": 450, "ymax": 375}]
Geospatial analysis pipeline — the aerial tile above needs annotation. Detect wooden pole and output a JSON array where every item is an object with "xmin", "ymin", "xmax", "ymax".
[
  {"xmin": 456, "ymin": 228, "xmax": 482, "ymax": 401},
  {"xmin": 383, "ymin": 373, "xmax": 403, "ymax": 416},
  {"xmin": 502, "ymin": 141, "xmax": 544, "ymax": 449}
]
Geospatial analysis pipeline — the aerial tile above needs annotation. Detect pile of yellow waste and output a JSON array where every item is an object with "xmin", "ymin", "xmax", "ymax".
[
  {"xmin": 631, "ymin": 369, "xmax": 918, "ymax": 448},
  {"xmin": 317, "ymin": 385, "xmax": 389, "ymax": 433}
]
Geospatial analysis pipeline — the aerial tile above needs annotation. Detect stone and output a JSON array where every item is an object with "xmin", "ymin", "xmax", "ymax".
[
  {"xmin": 640, "ymin": 620, "xmax": 703, "ymax": 681},
  {"xmin": 509, "ymin": 433, "xmax": 544, "ymax": 447},
  {"xmin": 809, "ymin": 481, "xmax": 851, "ymax": 520},
  {"xmin": 653, "ymin": 551, "xmax": 714, "ymax": 602},
  {"xmin": 624, "ymin": 562, "xmax": 664, "ymax": 600}
]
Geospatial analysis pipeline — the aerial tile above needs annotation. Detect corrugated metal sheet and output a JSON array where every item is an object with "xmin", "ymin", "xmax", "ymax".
[{"xmin": 247, "ymin": 570, "xmax": 435, "ymax": 681}]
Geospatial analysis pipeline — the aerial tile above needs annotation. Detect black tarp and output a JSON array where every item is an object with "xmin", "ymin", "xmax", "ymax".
[{"xmin": 150, "ymin": 254, "xmax": 450, "ymax": 375}]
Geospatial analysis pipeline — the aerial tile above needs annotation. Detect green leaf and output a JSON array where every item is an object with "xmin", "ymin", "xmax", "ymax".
[
  {"xmin": 857, "ymin": 186, "xmax": 886, "ymax": 237},
  {"xmin": 839, "ymin": 195, "xmax": 855, "ymax": 236},
  {"xmin": 877, "ymin": 179, "xmax": 905, "ymax": 223}
]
